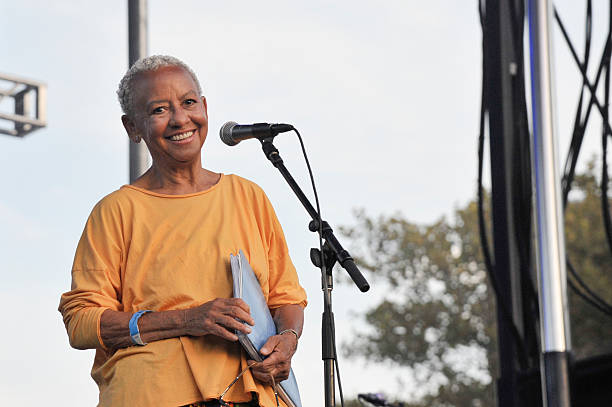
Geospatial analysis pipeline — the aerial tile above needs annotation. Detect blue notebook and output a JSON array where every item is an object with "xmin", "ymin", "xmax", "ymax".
[{"xmin": 230, "ymin": 250, "xmax": 302, "ymax": 407}]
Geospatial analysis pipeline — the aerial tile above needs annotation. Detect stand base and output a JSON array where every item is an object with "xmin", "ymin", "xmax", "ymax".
[{"xmin": 541, "ymin": 351, "xmax": 570, "ymax": 407}]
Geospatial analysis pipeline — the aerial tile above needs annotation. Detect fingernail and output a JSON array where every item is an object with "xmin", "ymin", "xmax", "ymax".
[{"xmin": 246, "ymin": 327, "xmax": 252, "ymax": 333}]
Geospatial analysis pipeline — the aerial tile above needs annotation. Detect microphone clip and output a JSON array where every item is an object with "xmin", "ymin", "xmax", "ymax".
[{"xmin": 260, "ymin": 137, "xmax": 284, "ymax": 166}]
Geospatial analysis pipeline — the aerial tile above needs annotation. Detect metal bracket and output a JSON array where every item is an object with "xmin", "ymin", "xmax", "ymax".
[{"xmin": 0, "ymin": 73, "xmax": 47, "ymax": 137}]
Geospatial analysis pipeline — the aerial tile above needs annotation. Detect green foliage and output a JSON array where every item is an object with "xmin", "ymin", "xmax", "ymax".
[
  {"xmin": 340, "ymin": 163, "xmax": 612, "ymax": 406},
  {"xmin": 340, "ymin": 202, "xmax": 497, "ymax": 407}
]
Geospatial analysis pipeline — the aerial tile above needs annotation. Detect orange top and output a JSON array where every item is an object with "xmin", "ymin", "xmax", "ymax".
[{"xmin": 58, "ymin": 174, "xmax": 307, "ymax": 407}]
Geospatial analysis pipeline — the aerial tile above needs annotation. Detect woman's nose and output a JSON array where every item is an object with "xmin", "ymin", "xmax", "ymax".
[{"xmin": 169, "ymin": 107, "xmax": 189, "ymax": 127}]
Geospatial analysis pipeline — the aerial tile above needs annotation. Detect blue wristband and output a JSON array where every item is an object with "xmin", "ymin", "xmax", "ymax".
[{"xmin": 129, "ymin": 310, "xmax": 152, "ymax": 346}]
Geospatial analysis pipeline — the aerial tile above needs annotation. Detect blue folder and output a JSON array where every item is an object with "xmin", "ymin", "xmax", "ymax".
[{"xmin": 230, "ymin": 250, "xmax": 302, "ymax": 407}]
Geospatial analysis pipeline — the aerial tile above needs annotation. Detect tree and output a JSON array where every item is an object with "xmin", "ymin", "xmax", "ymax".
[
  {"xmin": 340, "ymin": 163, "xmax": 612, "ymax": 406},
  {"xmin": 564, "ymin": 162, "xmax": 612, "ymax": 359},
  {"xmin": 340, "ymin": 202, "xmax": 496, "ymax": 407}
]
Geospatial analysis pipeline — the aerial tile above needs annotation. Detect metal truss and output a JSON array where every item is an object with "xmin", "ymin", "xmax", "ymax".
[{"xmin": 0, "ymin": 72, "xmax": 47, "ymax": 137}]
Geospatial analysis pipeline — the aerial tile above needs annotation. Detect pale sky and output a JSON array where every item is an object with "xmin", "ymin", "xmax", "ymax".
[{"xmin": 0, "ymin": 1, "xmax": 601, "ymax": 406}]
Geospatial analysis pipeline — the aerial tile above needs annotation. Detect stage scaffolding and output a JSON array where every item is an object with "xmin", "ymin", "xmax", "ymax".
[
  {"xmin": 480, "ymin": 0, "xmax": 612, "ymax": 406},
  {"xmin": 0, "ymin": 73, "xmax": 46, "ymax": 137}
]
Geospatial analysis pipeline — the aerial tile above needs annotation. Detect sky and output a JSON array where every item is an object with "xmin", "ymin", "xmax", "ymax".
[{"xmin": 0, "ymin": 1, "xmax": 605, "ymax": 406}]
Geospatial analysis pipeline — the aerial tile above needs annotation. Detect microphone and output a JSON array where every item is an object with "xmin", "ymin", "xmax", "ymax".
[
  {"xmin": 357, "ymin": 393, "xmax": 389, "ymax": 406},
  {"xmin": 219, "ymin": 121, "xmax": 294, "ymax": 146}
]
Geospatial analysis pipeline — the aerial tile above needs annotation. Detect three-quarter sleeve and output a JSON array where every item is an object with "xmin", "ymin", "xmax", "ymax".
[
  {"xmin": 260, "ymin": 193, "xmax": 307, "ymax": 309},
  {"xmin": 58, "ymin": 198, "xmax": 124, "ymax": 350}
]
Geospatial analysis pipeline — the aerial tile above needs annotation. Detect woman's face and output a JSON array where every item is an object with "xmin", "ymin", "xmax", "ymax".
[{"xmin": 122, "ymin": 65, "xmax": 208, "ymax": 168}]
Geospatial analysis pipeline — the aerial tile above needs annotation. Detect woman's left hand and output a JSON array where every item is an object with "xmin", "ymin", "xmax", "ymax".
[{"xmin": 250, "ymin": 332, "xmax": 298, "ymax": 385}]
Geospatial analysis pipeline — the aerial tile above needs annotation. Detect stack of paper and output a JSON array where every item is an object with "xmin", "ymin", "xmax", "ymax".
[{"xmin": 230, "ymin": 250, "xmax": 302, "ymax": 407}]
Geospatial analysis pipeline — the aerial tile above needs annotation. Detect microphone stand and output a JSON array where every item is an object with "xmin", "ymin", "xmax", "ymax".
[{"xmin": 259, "ymin": 137, "xmax": 370, "ymax": 407}]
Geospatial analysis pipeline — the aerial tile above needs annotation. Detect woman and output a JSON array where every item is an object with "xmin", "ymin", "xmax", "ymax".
[{"xmin": 58, "ymin": 55, "xmax": 307, "ymax": 407}]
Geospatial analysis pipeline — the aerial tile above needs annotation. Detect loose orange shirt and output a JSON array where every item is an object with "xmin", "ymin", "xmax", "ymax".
[{"xmin": 58, "ymin": 174, "xmax": 307, "ymax": 407}]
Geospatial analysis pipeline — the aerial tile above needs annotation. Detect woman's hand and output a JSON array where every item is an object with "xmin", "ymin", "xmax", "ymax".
[
  {"xmin": 186, "ymin": 298, "xmax": 255, "ymax": 341},
  {"xmin": 249, "ymin": 331, "xmax": 299, "ymax": 385},
  {"xmin": 250, "ymin": 303, "xmax": 303, "ymax": 385},
  {"xmin": 100, "ymin": 298, "xmax": 255, "ymax": 349}
]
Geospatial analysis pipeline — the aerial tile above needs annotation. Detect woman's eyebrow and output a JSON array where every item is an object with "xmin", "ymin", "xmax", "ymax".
[
  {"xmin": 146, "ymin": 91, "xmax": 198, "ymax": 109},
  {"xmin": 146, "ymin": 99, "xmax": 168, "ymax": 109},
  {"xmin": 180, "ymin": 90, "xmax": 198, "ymax": 99}
]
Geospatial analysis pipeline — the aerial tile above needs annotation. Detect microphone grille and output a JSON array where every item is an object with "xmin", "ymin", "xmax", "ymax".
[{"xmin": 219, "ymin": 121, "xmax": 239, "ymax": 146}]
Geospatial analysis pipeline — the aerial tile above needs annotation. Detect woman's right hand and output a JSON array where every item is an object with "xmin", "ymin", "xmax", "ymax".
[
  {"xmin": 100, "ymin": 298, "xmax": 255, "ymax": 350},
  {"xmin": 186, "ymin": 298, "xmax": 255, "ymax": 341}
]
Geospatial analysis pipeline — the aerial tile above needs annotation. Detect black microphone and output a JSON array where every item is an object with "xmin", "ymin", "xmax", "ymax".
[
  {"xmin": 219, "ymin": 121, "xmax": 294, "ymax": 146},
  {"xmin": 357, "ymin": 393, "xmax": 389, "ymax": 406}
]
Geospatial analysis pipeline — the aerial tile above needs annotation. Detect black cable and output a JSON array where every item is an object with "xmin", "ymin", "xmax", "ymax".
[
  {"xmin": 478, "ymin": 0, "xmax": 496, "ymax": 299},
  {"xmin": 558, "ymin": 0, "xmax": 612, "ymax": 294},
  {"xmin": 333, "ymin": 336, "xmax": 345, "ymax": 407},
  {"xmin": 293, "ymin": 128, "xmax": 345, "ymax": 407},
  {"xmin": 561, "ymin": 0, "xmax": 592, "ymax": 208},
  {"xmin": 568, "ymin": 277, "xmax": 612, "ymax": 317},
  {"xmin": 567, "ymin": 261, "xmax": 612, "ymax": 316},
  {"xmin": 554, "ymin": 7, "xmax": 612, "ymax": 137},
  {"xmin": 555, "ymin": 7, "xmax": 612, "ymax": 263},
  {"xmin": 601, "ymin": 0, "xmax": 612, "ymax": 266},
  {"xmin": 477, "ymin": 113, "xmax": 529, "ymax": 368},
  {"xmin": 554, "ymin": 3, "xmax": 612, "ymax": 319},
  {"xmin": 508, "ymin": 0, "xmax": 541, "ymax": 365},
  {"xmin": 478, "ymin": 0, "xmax": 529, "ymax": 368}
]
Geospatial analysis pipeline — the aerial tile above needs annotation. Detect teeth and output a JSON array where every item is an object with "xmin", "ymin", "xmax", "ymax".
[{"xmin": 169, "ymin": 131, "xmax": 193, "ymax": 141}]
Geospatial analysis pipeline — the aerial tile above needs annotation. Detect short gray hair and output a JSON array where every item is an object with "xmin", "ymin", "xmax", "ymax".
[{"xmin": 117, "ymin": 55, "xmax": 203, "ymax": 118}]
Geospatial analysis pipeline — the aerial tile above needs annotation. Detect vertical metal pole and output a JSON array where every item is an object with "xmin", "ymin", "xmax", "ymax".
[
  {"xmin": 485, "ymin": 0, "xmax": 536, "ymax": 404},
  {"xmin": 527, "ymin": 1, "xmax": 572, "ymax": 406},
  {"xmin": 322, "ymin": 269, "xmax": 335, "ymax": 407},
  {"xmin": 128, "ymin": 0, "xmax": 149, "ymax": 182}
]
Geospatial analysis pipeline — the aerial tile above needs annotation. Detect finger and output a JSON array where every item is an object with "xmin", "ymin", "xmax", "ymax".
[
  {"xmin": 268, "ymin": 364, "xmax": 289, "ymax": 383},
  {"xmin": 275, "ymin": 367, "xmax": 290, "ymax": 382},
  {"xmin": 206, "ymin": 323, "xmax": 239, "ymax": 342},
  {"xmin": 249, "ymin": 361, "xmax": 273, "ymax": 384},
  {"xmin": 216, "ymin": 299, "xmax": 254, "ymax": 326},
  {"xmin": 214, "ymin": 313, "xmax": 252, "ymax": 335},
  {"xmin": 227, "ymin": 298, "xmax": 251, "ymax": 315},
  {"xmin": 209, "ymin": 298, "xmax": 250, "ymax": 315},
  {"xmin": 246, "ymin": 360, "xmax": 261, "ymax": 369},
  {"xmin": 260, "ymin": 355, "xmax": 292, "ymax": 383},
  {"xmin": 229, "ymin": 305, "xmax": 255, "ymax": 326},
  {"xmin": 260, "ymin": 353, "xmax": 282, "ymax": 370},
  {"xmin": 262, "ymin": 333, "xmax": 297, "ymax": 357},
  {"xmin": 251, "ymin": 357, "xmax": 291, "ymax": 384},
  {"xmin": 250, "ymin": 362, "xmax": 270, "ymax": 376},
  {"xmin": 202, "ymin": 312, "xmax": 251, "ymax": 340},
  {"xmin": 262, "ymin": 352, "xmax": 291, "ymax": 372},
  {"xmin": 251, "ymin": 370, "xmax": 273, "ymax": 385},
  {"xmin": 260, "ymin": 336, "xmax": 281, "ymax": 356},
  {"xmin": 251, "ymin": 367, "xmax": 275, "ymax": 386}
]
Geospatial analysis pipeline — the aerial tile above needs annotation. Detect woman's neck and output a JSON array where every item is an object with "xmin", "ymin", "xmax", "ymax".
[{"xmin": 132, "ymin": 162, "xmax": 221, "ymax": 195}]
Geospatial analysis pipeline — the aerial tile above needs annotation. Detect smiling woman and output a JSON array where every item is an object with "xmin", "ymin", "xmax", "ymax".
[
  {"xmin": 119, "ymin": 59, "xmax": 214, "ymax": 194},
  {"xmin": 58, "ymin": 55, "xmax": 307, "ymax": 407}
]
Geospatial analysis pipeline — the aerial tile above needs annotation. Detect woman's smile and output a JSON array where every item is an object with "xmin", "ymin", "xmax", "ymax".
[{"xmin": 166, "ymin": 130, "xmax": 195, "ymax": 143}]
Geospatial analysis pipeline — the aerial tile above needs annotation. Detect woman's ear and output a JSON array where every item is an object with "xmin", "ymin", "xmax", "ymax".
[
  {"xmin": 121, "ymin": 115, "xmax": 142, "ymax": 143},
  {"xmin": 201, "ymin": 96, "xmax": 208, "ymax": 119}
]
